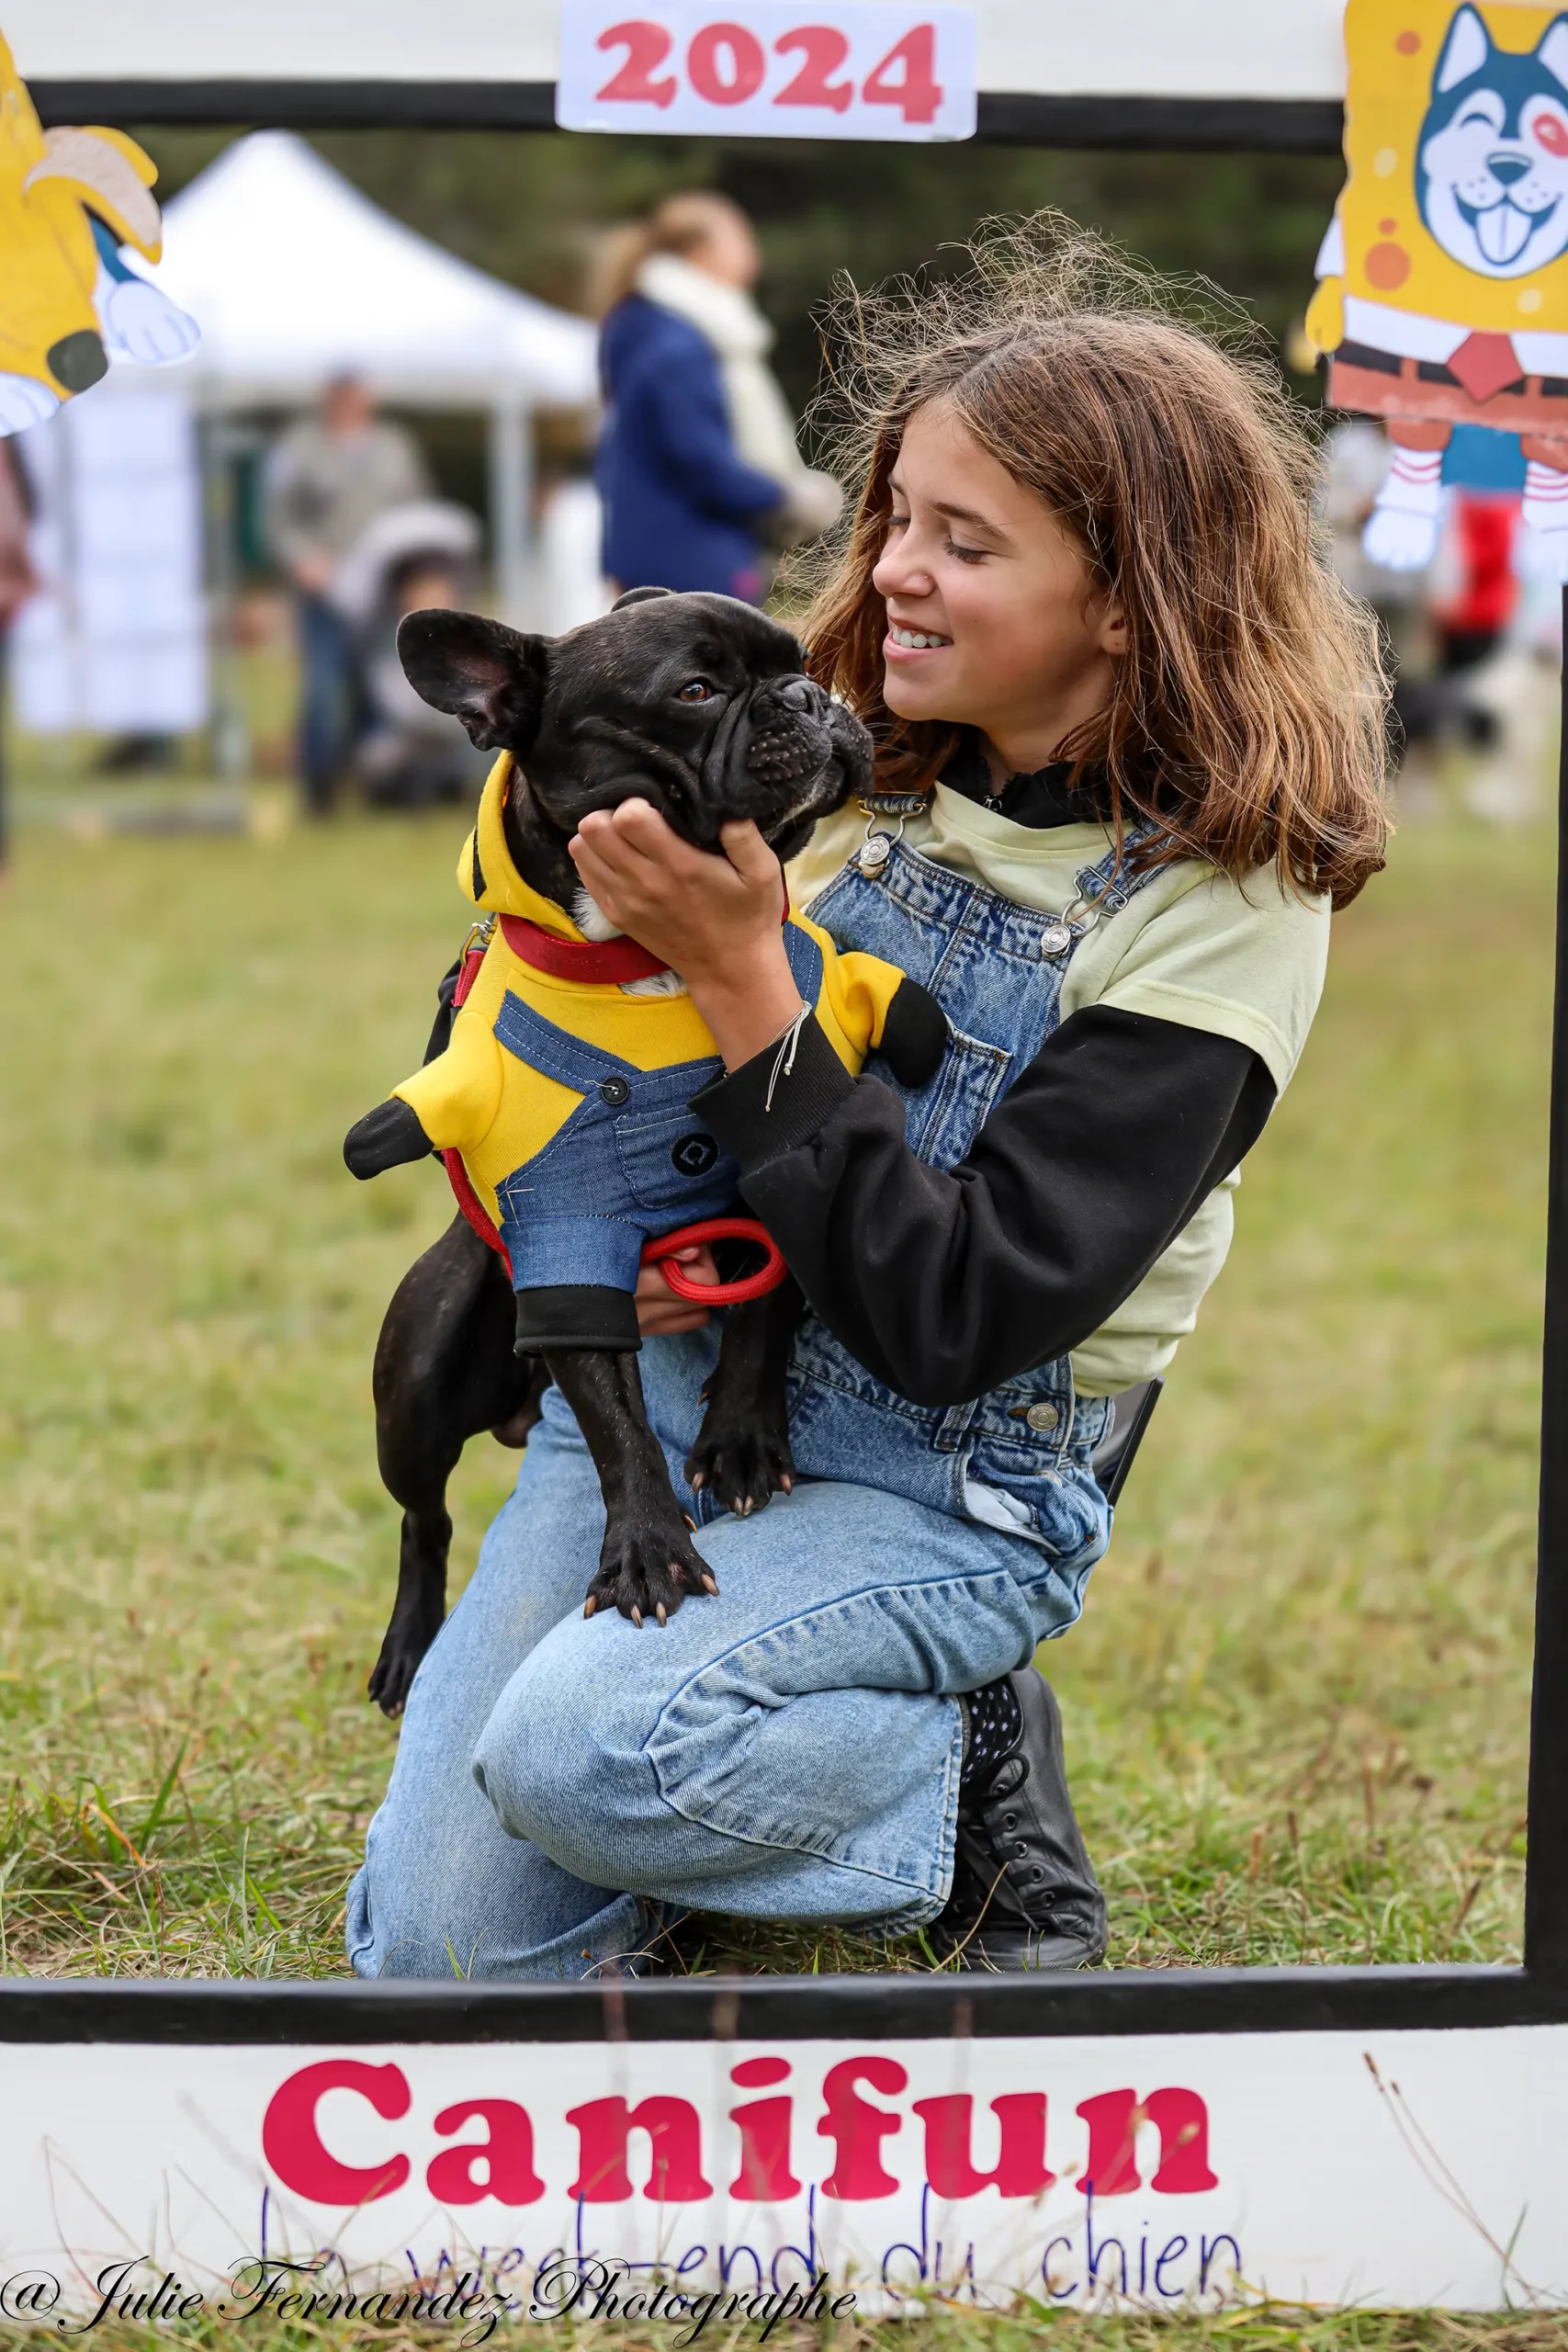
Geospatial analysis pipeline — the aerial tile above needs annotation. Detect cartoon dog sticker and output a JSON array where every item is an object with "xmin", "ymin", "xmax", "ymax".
[
  {"xmin": 0, "ymin": 28, "xmax": 197, "ymax": 435},
  {"xmin": 1309, "ymin": 0, "xmax": 1568, "ymax": 573}
]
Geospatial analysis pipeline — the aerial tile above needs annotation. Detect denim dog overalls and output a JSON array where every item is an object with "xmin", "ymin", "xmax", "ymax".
[
  {"xmin": 774, "ymin": 799, "xmax": 1167, "ymax": 1564},
  {"xmin": 382, "ymin": 753, "xmax": 924, "ymax": 1351}
]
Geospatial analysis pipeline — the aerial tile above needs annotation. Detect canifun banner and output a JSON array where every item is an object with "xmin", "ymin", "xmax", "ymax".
[{"xmin": 1, "ymin": 2030, "xmax": 1565, "ymax": 2313}]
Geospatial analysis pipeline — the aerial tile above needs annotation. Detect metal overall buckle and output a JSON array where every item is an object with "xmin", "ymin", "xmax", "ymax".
[
  {"xmin": 854, "ymin": 794, "xmax": 928, "ymax": 877},
  {"xmin": 1041, "ymin": 831, "xmax": 1155, "ymax": 957},
  {"xmin": 1038, "ymin": 895, "xmax": 1102, "ymax": 961}
]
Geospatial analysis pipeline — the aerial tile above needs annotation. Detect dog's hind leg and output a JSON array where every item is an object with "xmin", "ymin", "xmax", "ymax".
[
  {"xmin": 369, "ymin": 1216, "xmax": 539, "ymax": 1716},
  {"xmin": 684, "ymin": 1276, "xmax": 804, "ymax": 1519}
]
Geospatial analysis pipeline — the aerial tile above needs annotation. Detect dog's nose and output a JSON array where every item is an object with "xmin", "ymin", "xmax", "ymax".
[
  {"xmin": 776, "ymin": 678, "xmax": 818, "ymax": 713},
  {"xmin": 46, "ymin": 330, "xmax": 107, "ymax": 393},
  {"xmin": 1489, "ymin": 152, "xmax": 1531, "ymax": 187}
]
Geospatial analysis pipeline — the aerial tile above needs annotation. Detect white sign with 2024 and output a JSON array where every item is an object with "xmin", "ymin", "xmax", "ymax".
[{"xmin": 556, "ymin": 1, "xmax": 977, "ymax": 141}]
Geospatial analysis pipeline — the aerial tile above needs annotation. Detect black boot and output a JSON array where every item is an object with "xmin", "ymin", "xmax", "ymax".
[{"xmin": 928, "ymin": 1666, "xmax": 1107, "ymax": 1972}]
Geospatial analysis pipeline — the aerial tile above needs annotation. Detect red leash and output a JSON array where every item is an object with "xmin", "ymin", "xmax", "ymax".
[
  {"xmin": 641, "ymin": 1217, "xmax": 786, "ymax": 1304},
  {"xmin": 438, "ymin": 928, "xmax": 787, "ymax": 1307}
]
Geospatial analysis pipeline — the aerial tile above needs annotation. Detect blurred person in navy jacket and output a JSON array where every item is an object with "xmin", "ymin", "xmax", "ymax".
[{"xmin": 592, "ymin": 193, "xmax": 840, "ymax": 601}]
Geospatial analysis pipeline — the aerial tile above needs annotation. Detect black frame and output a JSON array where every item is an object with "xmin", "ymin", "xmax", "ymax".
[
  {"xmin": 28, "ymin": 85, "xmax": 1348, "ymax": 152},
  {"xmin": 6, "ymin": 80, "xmax": 1563, "ymax": 2051}
]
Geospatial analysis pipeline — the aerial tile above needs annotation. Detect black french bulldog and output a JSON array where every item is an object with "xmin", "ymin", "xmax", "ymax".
[{"xmin": 345, "ymin": 588, "xmax": 945, "ymax": 1714}]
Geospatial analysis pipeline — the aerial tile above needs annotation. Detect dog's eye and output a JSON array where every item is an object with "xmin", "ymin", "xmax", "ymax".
[{"xmin": 676, "ymin": 678, "xmax": 716, "ymax": 703}]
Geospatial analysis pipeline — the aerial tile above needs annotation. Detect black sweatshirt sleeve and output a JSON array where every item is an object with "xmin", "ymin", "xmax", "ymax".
[{"xmin": 690, "ymin": 1005, "xmax": 1276, "ymax": 1408}]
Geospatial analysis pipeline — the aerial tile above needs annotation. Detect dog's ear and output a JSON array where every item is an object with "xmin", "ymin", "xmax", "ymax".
[
  {"xmin": 1538, "ymin": 12, "xmax": 1568, "ymax": 90},
  {"xmin": 611, "ymin": 586, "xmax": 674, "ymax": 611},
  {"xmin": 1435, "ymin": 4, "xmax": 1489, "ymax": 92},
  {"xmin": 397, "ymin": 609, "xmax": 549, "ymax": 752}
]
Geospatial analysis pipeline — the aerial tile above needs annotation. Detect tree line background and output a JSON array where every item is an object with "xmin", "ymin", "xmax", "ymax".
[{"xmin": 138, "ymin": 126, "xmax": 1342, "ymax": 424}]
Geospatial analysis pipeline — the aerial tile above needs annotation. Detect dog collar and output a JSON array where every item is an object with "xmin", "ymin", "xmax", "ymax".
[
  {"xmin": 502, "ymin": 883, "xmax": 795, "ymax": 988},
  {"xmin": 501, "ymin": 917, "xmax": 671, "ymax": 985}
]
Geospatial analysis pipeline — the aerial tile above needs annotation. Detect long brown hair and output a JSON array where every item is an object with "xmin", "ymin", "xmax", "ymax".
[{"xmin": 800, "ymin": 218, "xmax": 1389, "ymax": 909}]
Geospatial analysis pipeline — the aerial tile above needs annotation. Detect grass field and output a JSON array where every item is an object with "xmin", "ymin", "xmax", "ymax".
[
  {"xmin": 0, "ymin": 793, "xmax": 1551, "ymax": 1979},
  {"xmin": 1, "ymin": 2301, "xmax": 1565, "ymax": 2352},
  {"xmin": 0, "ymin": 791, "xmax": 1560, "ymax": 2352}
]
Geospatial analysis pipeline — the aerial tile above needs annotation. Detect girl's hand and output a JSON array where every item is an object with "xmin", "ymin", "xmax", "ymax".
[
  {"xmin": 570, "ymin": 798, "xmax": 805, "ymax": 1069},
  {"xmin": 635, "ymin": 1241, "xmax": 718, "ymax": 1335},
  {"xmin": 570, "ymin": 798, "xmax": 777, "ymax": 983}
]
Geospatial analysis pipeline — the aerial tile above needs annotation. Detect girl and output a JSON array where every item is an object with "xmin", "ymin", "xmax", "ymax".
[{"xmin": 348, "ymin": 224, "xmax": 1386, "ymax": 1980}]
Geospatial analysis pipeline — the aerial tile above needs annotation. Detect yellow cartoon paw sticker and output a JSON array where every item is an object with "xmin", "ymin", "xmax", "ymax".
[{"xmin": 0, "ymin": 27, "xmax": 197, "ymax": 433}]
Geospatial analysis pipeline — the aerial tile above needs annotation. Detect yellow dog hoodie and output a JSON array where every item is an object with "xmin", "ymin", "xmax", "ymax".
[{"xmin": 381, "ymin": 753, "xmax": 942, "ymax": 1350}]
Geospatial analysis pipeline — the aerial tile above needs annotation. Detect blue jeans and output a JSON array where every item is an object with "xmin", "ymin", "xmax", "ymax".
[
  {"xmin": 346, "ymin": 1358, "xmax": 1103, "ymax": 1981},
  {"xmin": 296, "ymin": 591, "xmax": 358, "ymax": 812}
]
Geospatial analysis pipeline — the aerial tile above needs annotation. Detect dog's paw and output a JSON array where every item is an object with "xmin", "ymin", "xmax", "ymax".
[
  {"xmin": 344, "ymin": 1097, "xmax": 433, "ymax": 1179},
  {"xmin": 685, "ymin": 1415, "xmax": 795, "ymax": 1520},
  {"xmin": 368, "ymin": 1616, "xmax": 442, "ymax": 1717},
  {"xmin": 879, "ymin": 978, "xmax": 949, "ymax": 1090},
  {"xmin": 584, "ymin": 1521, "xmax": 716, "ymax": 1626}
]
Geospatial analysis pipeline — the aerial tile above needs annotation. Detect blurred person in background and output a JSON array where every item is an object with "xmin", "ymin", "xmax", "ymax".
[
  {"xmin": 592, "ymin": 192, "xmax": 840, "ymax": 602},
  {"xmin": 1324, "ymin": 417, "xmax": 1536, "ymax": 786},
  {"xmin": 1426, "ymin": 428, "xmax": 1558, "ymax": 824},
  {"xmin": 1400, "ymin": 427, "xmax": 1523, "ymax": 772},
  {"xmin": 1329, "ymin": 418, "xmax": 1556, "ymax": 820},
  {"xmin": 0, "ymin": 438, "xmax": 38, "ymax": 871},
  {"xmin": 265, "ymin": 372, "xmax": 429, "ymax": 814},
  {"xmin": 331, "ymin": 499, "xmax": 489, "ymax": 809},
  {"xmin": 1427, "ymin": 426, "xmax": 1523, "ymax": 696}
]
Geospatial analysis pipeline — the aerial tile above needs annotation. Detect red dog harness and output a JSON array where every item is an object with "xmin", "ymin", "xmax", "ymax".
[{"xmin": 438, "ymin": 924, "xmax": 787, "ymax": 1309}]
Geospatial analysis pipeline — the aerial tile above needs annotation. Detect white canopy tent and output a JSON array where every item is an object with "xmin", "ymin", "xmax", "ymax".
[
  {"xmin": 13, "ymin": 383, "xmax": 208, "ymax": 741},
  {"xmin": 148, "ymin": 130, "xmax": 598, "ymax": 616}
]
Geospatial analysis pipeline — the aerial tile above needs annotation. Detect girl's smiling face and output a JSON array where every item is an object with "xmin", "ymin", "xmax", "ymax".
[{"xmin": 872, "ymin": 400, "xmax": 1128, "ymax": 777}]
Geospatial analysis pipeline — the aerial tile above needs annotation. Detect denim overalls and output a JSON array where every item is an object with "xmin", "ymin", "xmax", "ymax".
[{"xmin": 774, "ymin": 805, "xmax": 1164, "ymax": 1552}]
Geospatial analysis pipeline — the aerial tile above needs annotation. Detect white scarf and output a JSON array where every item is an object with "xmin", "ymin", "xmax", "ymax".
[{"xmin": 636, "ymin": 251, "xmax": 807, "ymax": 491}]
